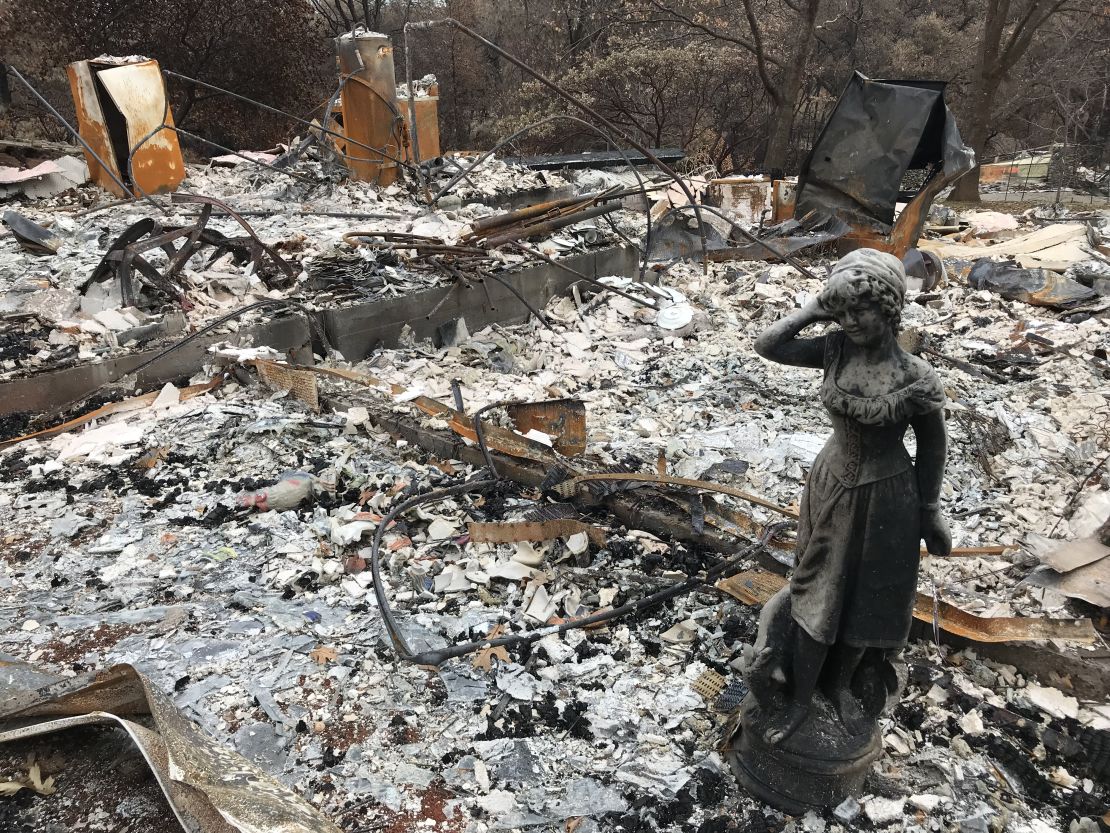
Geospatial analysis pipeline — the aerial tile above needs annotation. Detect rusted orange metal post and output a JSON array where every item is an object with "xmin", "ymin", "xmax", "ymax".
[{"xmin": 406, "ymin": 83, "xmax": 441, "ymax": 162}]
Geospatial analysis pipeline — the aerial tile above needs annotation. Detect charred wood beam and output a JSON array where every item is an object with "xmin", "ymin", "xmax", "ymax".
[{"xmin": 325, "ymin": 394, "xmax": 756, "ymax": 558}]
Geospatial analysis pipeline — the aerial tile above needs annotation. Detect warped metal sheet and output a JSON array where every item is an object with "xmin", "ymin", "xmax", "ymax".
[
  {"xmin": 506, "ymin": 399, "xmax": 586, "ymax": 457},
  {"xmin": 0, "ymin": 661, "xmax": 341, "ymax": 833},
  {"xmin": 67, "ymin": 60, "xmax": 125, "ymax": 197},
  {"xmin": 95, "ymin": 61, "xmax": 185, "ymax": 196},
  {"xmin": 794, "ymin": 72, "xmax": 974, "ymax": 256},
  {"xmin": 67, "ymin": 58, "xmax": 184, "ymax": 198}
]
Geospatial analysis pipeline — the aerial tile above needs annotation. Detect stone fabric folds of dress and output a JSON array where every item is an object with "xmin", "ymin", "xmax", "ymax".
[
  {"xmin": 790, "ymin": 455, "xmax": 920, "ymax": 649},
  {"xmin": 789, "ymin": 333, "xmax": 944, "ymax": 651}
]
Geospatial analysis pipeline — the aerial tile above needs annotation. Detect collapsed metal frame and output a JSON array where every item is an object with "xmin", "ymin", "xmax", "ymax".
[{"xmin": 87, "ymin": 193, "xmax": 298, "ymax": 310}]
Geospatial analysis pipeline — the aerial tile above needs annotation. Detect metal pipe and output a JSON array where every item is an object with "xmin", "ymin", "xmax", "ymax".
[
  {"xmin": 371, "ymin": 478, "xmax": 498, "ymax": 657},
  {"xmin": 470, "ymin": 197, "xmax": 597, "ymax": 242},
  {"xmin": 402, "ymin": 28, "xmax": 422, "ymax": 181},
  {"xmin": 483, "ymin": 202, "xmax": 621, "ymax": 247},
  {"xmin": 402, "ymin": 19, "xmax": 709, "ymax": 272},
  {"xmin": 470, "ymin": 193, "xmax": 601, "ymax": 234}
]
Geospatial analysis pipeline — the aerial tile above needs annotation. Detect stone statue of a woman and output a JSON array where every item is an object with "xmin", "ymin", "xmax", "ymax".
[{"xmin": 729, "ymin": 248, "xmax": 951, "ymax": 813}]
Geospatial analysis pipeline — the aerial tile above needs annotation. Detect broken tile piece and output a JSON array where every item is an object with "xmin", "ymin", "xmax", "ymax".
[
  {"xmin": 864, "ymin": 796, "xmax": 905, "ymax": 826},
  {"xmin": 1024, "ymin": 683, "xmax": 1080, "ymax": 720}
]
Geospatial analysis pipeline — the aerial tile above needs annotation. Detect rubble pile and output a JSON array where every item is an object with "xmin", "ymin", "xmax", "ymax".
[
  {"xmin": 4, "ymin": 32, "xmax": 1110, "ymax": 833},
  {"xmin": 0, "ymin": 158, "xmax": 635, "ymax": 381},
  {"xmin": 2, "ymin": 188, "xmax": 1109, "ymax": 830}
]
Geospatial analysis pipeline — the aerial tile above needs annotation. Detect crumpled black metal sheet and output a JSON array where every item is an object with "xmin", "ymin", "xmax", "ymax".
[{"xmin": 794, "ymin": 72, "xmax": 975, "ymax": 231}]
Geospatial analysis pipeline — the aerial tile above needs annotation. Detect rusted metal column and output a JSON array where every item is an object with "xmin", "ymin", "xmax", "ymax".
[{"xmin": 336, "ymin": 32, "xmax": 402, "ymax": 186}]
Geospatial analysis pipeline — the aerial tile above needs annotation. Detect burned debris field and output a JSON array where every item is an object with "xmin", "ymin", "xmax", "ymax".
[{"xmin": 1, "ymin": 4, "xmax": 1110, "ymax": 833}]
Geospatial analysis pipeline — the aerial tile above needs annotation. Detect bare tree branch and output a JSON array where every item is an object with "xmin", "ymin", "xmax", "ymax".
[
  {"xmin": 999, "ymin": 0, "xmax": 1069, "ymax": 74},
  {"xmin": 642, "ymin": 0, "xmax": 785, "ymax": 69},
  {"xmin": 739, "ymin": 0, "xmax": 783, "ymax": 104}
]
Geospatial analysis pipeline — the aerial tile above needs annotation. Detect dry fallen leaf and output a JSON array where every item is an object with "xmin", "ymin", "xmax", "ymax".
[
  {"xmin": 0, "ymin": 763, "xmax": 56, "ymax": 797},
  {"xmin": 309, "ymin": 646, "xmax": 338, "ymax": 665},
  {"xmin": 28, "ymin": 763, "xmax": 55, "ymax": 796},
  {"xmin": 566, "ymin": 818, "xmax": 584, "ymax": 833},
  {"xmin": 471, "ymin": 625, "xmax": 510, "ymax": 671},
  {"xmin": 430, "ymin": 458, "xmax": 457, "ymax": 475},
  {"xmin": 135, "ymin": 446, "xmax": 171, "ymax": 470}
]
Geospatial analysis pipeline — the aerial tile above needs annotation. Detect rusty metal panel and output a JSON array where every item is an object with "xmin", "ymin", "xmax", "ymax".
[
  {"xmin": 95, "ymin": 60, "xmax": 185, "ymax": 195},
  {"xmin": 67, "ymin": 61, "xmax": 127, "ymax": 198},
  {"xmin": 506, "ymin": 399, "xmax": 587, "ymax": 457},
  {"xmin": 409, "ymin": 95, "xmax": 441, "ymax": 161},
  {"xmin": 771, "ymin": 180, "xmax": 795, "ymax": 223},
  {"xmin": 336, "ymin": 33, "xmax": 401, "ymax": 185}
]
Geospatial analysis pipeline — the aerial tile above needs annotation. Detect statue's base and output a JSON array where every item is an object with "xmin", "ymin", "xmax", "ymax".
[{"xmin": 727, "ymin": 695, "xmax": 881, "ymax": 815}]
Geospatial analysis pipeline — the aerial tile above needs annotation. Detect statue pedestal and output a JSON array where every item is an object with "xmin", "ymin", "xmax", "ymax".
[{"xmin": 727, "ymin": 694, "xmax": 881, "ymax": 815}]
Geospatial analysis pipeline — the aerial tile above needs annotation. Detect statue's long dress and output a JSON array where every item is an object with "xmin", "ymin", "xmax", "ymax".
[{"xmin": 790, "ymin": 333, "xmax": 946, "ymax": 649}]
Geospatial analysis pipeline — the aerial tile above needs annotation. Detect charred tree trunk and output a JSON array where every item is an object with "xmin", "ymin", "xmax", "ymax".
[
  {"xmin": 950, "ymin": 0, "xmax": 1068, "ymax": 202},
  {"xmin": 759, "ymin": 0, "xmax": 819, "ymax": 177},
  {"xmin": 950, "ymin": 4, "xmax": 1004, "ymax": 203},
  {"xmin": 949, "ymin": 75, "xmax": 999, "ymax": 202}
]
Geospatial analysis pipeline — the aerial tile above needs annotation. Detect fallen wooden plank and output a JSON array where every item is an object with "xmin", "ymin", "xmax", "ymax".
[{"xmin": 717, "ymin": 569, "xmax": 1098, "ymax": 645}]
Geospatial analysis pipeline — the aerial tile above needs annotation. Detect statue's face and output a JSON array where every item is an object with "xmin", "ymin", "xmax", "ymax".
[{"xmin": 835, "ymin": 299, "xmax": 887, "ymax": 346}]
